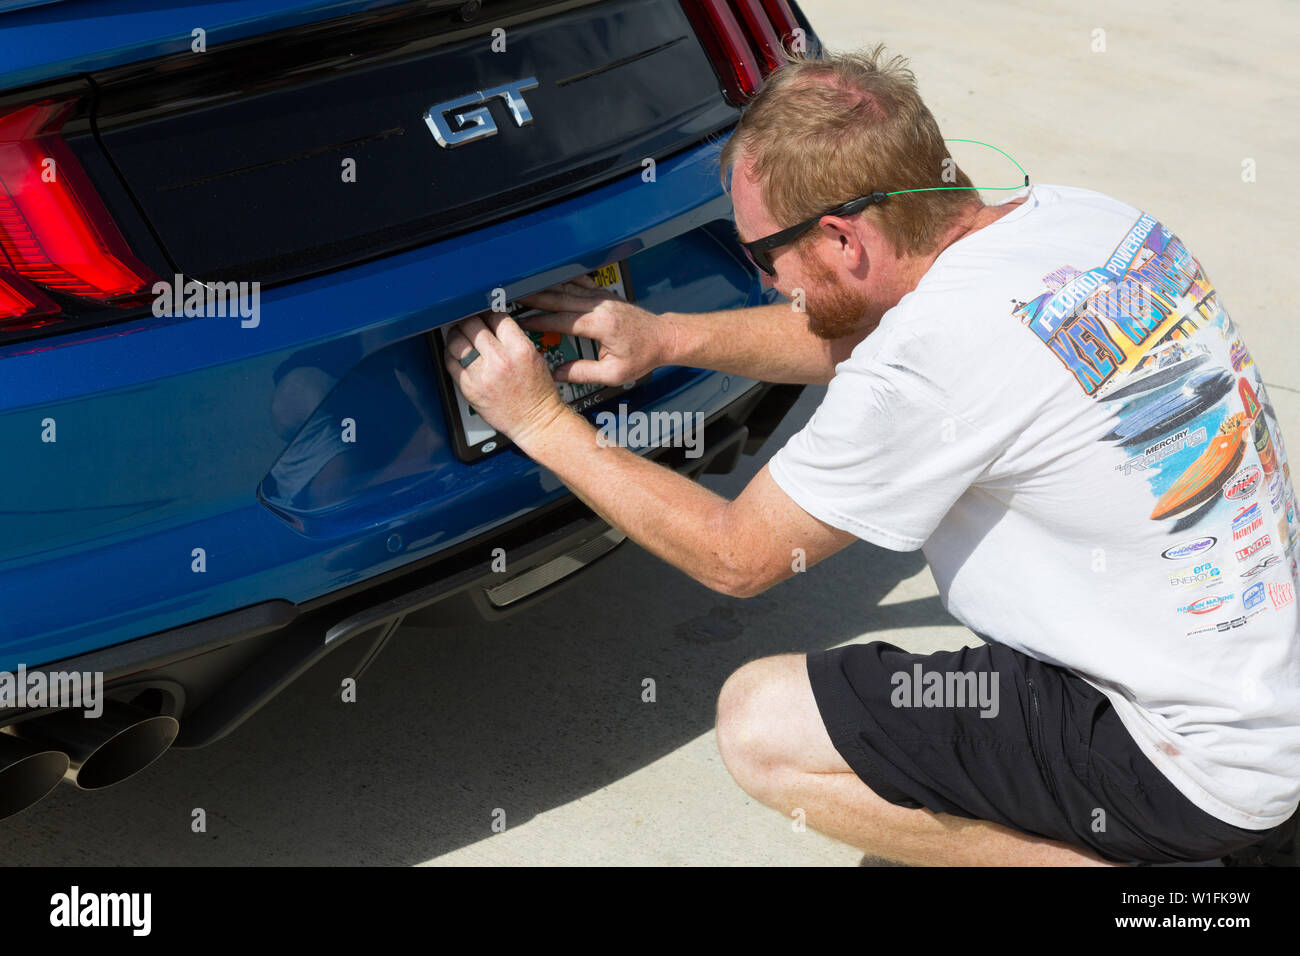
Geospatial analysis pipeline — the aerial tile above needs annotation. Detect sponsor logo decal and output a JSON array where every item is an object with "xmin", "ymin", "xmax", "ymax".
[
  {"xmin": 1239, "ymin": 554, "xmax": 1282, "ymax": 579},
  {"xmin": 1231, "ymin": 503, "xmax": 1260, "ymax": 527},
  {"xmin": 1231, "ymin": 503, "xmax": 1263, "ymax": 541},
  {"xmin": 1269, "ymin": 581, "xmax": 1295, "ymax": 609},
  {"xmin": 1186, "ymin": 607, "xmax": 1267, "ymax": 636},
  {"xmin": 1177, "ymin": 593, "xmax": 1235, "ymax": 615},
  {"xmin": 1235, "ymin": 534, "xmax": 1271, "ymax": 562},
  {"xmin": 1167, "ymin": 562, "xmax": 1223, "ymax": 590},
  {"xmin": 1115, "ymin": 426, "xmax": 1207, "ymax": 476},
  {"xmin": 1234, "ymin": 519, "xmax": 1264, "ymax": 541},
  {"xmin": 1269, "ymin": 474, "xmax": 1285, "ymax": 512},
  {"xmin": 1243, "ymin": 582, "xmax": 1267, "ymax": 610},
  {"xmin": 1223, "ymin": 465, "xmax": 1262, "ymax": 501},
  {"xmin": 1162, "ymin": 537, "xmax": 1217, "ymax": 560}
]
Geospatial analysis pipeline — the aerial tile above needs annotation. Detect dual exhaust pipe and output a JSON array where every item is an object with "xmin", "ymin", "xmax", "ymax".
[{"xmin": 0, "ymin": 701, "xmax": 179, "ymax": 821}]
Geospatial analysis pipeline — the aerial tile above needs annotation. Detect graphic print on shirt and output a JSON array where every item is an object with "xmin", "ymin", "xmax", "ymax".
[{"xmin": 1011, "ymin": 215, "xmax": 1300, "ymax": 633}]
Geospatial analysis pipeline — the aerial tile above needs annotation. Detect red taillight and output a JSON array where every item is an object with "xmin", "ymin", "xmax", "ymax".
[
  {"xmin": 0, "ymin": 269, "xmax": 59, "ymax": 330},
  {"xmin": 757, "ymin": 0, "xmax": 802, "ymax": 44},
  {"xmin": 682, "ymin": 0, "xmax": 809, "ymax": 104},
  {"xmin": 730, "ymin": 0, "xmax": 786, "ymax": 73},
  {"xmin": 681, "ymin": 0, "xmax": 765, "ymax": 104},
  {"xmin": 0, "ymin": 98, "xmax": 156, "ymax": 312}
]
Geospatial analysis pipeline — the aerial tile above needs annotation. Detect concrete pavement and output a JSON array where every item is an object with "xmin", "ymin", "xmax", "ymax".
[{"xmin": 1, "ymin": 0, "xmax": 1295, "ymax": 865}]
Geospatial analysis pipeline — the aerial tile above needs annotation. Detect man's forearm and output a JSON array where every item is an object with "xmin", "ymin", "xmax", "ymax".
[
  {"xmin": 661, "ymin": 301, "xmax": 856, "ymax": 385},
  {"xmin": 513, "ymin": 405, "xmax": 748, "ymax": 596}
]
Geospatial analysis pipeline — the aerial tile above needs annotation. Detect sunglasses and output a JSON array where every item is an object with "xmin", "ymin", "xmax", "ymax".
[{"xmin": 738, "ymin": 191, "xmax": 889, "ymax": 276}]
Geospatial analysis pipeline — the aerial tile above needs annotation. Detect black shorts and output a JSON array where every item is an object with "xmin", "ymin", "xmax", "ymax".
[{"xmin": 807, "ymin": 639, "xmax": 1275, "ymax": 864}]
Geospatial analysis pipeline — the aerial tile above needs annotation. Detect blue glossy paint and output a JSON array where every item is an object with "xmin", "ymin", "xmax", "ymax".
[
  {"xmin": 0, "ymin": 0, "xmax": 411, "ymax": 89},
  {"xmin": 0, "ymin": 132, "xmax": 775, "ymax": 670}
]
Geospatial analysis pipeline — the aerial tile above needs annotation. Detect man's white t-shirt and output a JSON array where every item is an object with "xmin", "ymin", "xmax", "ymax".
[{"xmin": 769, "ymin": 183, "xmax": 1300, "ymax": 830}]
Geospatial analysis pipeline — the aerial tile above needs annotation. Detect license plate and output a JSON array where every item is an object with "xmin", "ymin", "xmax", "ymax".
[{"xmin": 431, "ymin": 262, "xmax": 646, "ymax": 462}]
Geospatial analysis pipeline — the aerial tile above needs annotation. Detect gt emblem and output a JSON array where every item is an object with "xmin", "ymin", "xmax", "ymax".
[{"xmin": 423, "ymin": 78, "xmax": 540, "ymax": 148}]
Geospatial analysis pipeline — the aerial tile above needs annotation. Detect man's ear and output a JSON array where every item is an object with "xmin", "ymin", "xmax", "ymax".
[{"xmin": 835, "ymin": 221, "xmax": 867, "ymax": 272}]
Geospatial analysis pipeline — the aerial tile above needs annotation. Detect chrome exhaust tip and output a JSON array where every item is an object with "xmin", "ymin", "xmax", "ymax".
[
  {"xmin": 10, "ymin": 700, "xmax": 179, "ymax": 791},
  {"xmin": 0, "ymin": 730, "xmax": 69, "ymax": 821}
]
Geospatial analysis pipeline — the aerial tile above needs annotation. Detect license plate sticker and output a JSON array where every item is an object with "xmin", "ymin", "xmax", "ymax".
[{"xmin": 432, "ymin": 262, "xmax": 641, "ymax": 462}]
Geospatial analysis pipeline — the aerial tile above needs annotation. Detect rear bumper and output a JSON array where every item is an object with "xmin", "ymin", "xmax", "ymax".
[
  {"xmin": 0, "ymin": 382, "xmax": 802, "ymax": 747},
  {"xmin": 0, "ymin": 136, "xmax": 771, "ymax": 668}
]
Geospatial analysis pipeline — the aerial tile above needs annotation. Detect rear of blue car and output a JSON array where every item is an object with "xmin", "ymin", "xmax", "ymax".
[{"xmin": 0, "ymin": 0, "xmax": 814, "ymax": 817}]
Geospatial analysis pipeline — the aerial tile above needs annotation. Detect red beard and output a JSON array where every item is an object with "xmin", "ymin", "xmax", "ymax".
[{"xmin": 799, "ymin": 253, "xmax": 877, "ymax": 341}]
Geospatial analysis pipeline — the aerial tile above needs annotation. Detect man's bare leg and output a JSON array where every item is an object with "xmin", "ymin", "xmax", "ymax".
[{"xmin": 715, "ymin": 653, "xmax": 1123, "ymax": 866}]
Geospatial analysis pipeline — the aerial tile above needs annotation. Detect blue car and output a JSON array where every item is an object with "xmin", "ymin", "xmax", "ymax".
[{"xmin": 0, "ymin": 0, "xmax": 816, "ymax": 819}]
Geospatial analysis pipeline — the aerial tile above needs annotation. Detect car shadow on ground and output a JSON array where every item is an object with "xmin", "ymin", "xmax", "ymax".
[{"xmin": 0, "ymin": 386, "xmax": 964, "ymax": 864}]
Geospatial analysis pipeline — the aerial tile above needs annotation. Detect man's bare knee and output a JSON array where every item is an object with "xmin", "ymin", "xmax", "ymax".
[{"xmin": 715, "ymin": 654, "xmax": 829, "ymax": 804}]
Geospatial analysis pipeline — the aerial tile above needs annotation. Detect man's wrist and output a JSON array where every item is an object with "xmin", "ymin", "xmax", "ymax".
[
  {"xmin": 511, "ymin": 399, "xmax": 587, "ymax": 461},
  {"xmin": 658, "ymin": 311, "xmax": 688, "ymax": 368}
]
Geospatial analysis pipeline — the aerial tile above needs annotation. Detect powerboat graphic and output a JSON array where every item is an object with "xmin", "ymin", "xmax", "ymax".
[
  {"xmin": 1103, "ymin": 369, "xmax": 1234, "ymax": 447},
  {"xmin": 1150, "ymin": 414, "xmax": 1249, "ymax": 520},
  {"xmin": 1106, "ymin": 341, "xmax": 1210, "ymax": 402}
]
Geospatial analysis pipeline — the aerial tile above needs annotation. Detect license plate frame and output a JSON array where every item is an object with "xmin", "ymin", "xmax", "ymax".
[{"xmin": 429, "ymin": 262, "xmax": 646, "ymax": 463}]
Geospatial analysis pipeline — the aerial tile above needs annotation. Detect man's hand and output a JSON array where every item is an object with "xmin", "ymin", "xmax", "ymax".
[
  {"xmin": 516, "ymin": 275, "xmax": 675, "ymax": 387},
  {"xmin": 516, "ymin": 273, "xmax": 863, "ymax": 388},
  {"xmin": 443, "ymin": 281, "xmax": 860, "ymax": 600},
  {"xmin": 443, "ymin": 311, "xmax": 570, "ymax": 446}
]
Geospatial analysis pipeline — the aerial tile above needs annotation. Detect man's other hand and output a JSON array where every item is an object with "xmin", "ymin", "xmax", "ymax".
[{"xmin": 516, "ymin": 275, "xmax": 675, "ymax": 387}]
